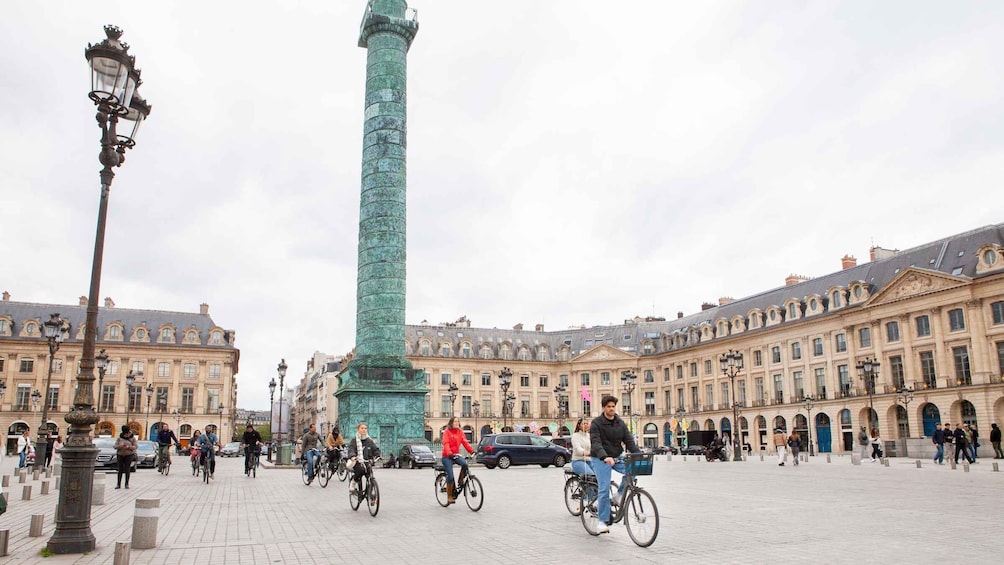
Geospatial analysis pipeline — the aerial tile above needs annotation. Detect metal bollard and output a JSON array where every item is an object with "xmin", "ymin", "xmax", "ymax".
[
  {"xmin": 41, "ymin": 481, "xmax": 50, "ymax": 495},
  {"xmin": 114, "ymin": 541, "xmax": 131, "ymax": 565},
  {"xmin": 132, "ymin": 498, "xmax": 161, "ymax": 549},
  {"xmin": 29, "ymin": 514, "xmax": 44, "ymax": 537},
  {"xmin": 0, "ymin": 529, "xmax": 8, "ymax": 557},
  {"xmin": 759, "ymin": 454, "xmax": 764, "ymax": 461},
  {"xmin": 22, "ymin": 485, "xmax": 31, "ymax": 501},
  {"xmin": 683, "ymin": 456, "xmax": 687, "ymax": 462},
  {"xmin": 916, "ymin": 460, "xmax": 922, "ymax": 469},
  {"xmin": 826, "ymin": 454, "xmax": 831, "ymax": 463},
  {"xmin": 32, "ymin": 469, "xmax": 40, "ymax": 481}
]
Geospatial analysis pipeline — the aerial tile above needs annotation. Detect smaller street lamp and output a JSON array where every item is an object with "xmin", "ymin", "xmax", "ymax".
[
  {"xmin": 674, "ymin": 406, "xmax": 688, "ymax": 450},
  {"xmin": 125, "ymin": 369, "xmax": 142, "ymax": 433},
  {"xmin": 268, "ymin": 377, "xmax": 277, "ymax": 461},
  {"xmin": 621, "ymin": 371, "xmax": 638, "ymax": 443},
  {"xmin": 0, "ymin": 381, "xmax": 6, "ymax": 410},
  {"xmin": 553, "ymin": 384, "xmax": 568, "ymax": 435},
  {"xmin": 856, "ymin": 357, "xmax": 880, "ymax": 431},
  {"xmin": 448, "ymin": 382, "xmax": 459, "ymax": 417},
  {"xmin": 719, "ymin": 350, "xmax": 744, "ymax": 461},
  {"xmin": 144, "ymin": 382, "xmax": 153, "ymax": 440},
  {"xmin": 95, "ymin": 349, "xmax": 109, "ymax": 418},
  {"xmin": 802, "ymin": 394, "xmax": 816, "ymax": 456},
  {"xmin": 276, "ymin": 359, "xmax": 287, "ymax": 453},
  {"xmin": 472, "ymin": 401, "xmax": 480, "ymax": 444},
  {"xmin": 897, "ymin": 387, "xmax": 915, "ymax": 439},
  {"xmin": 499, "ymin": 367, "xmax": 512, "ymax": 431},
  {"xmin": 32, "ymin": 389, "xmax": 42, "ymax": 414},
  {"xmin": 218, "ymin": 403, "xmax": 225, "ymax": 441}
]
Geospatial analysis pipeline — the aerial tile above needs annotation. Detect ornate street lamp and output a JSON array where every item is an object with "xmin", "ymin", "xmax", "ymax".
[
  {"xmin": 675, "ymin": 406, "xmax": 688, "ymax": 450},
  {"xmin": 499, "ymin": 367, "xmax": 512, "ymax": 431},
  {"xmin": 218, "ymin": 403, "xmax": 225, "ymax": 440},
  {"xmin": 553, "ymin": 383, "xmax": 568, "ymax": 435},
  {"xmin": 448, "ymin": 381, "xmax": 459, "ymax": 417},
  {"xmin": 36, "ymin": 314, "xmax": 70, "ymax": 470},
  {"xmin": 144, "ymin": 382, "xmax": 153, "ymax": 440},
  {"xmin": 268, "ymin": 377, "xmax": 277, "ymax": 461},
  {"xmin": 856, "ymin": 357, "xmax": 880, "ymax": 431},
  {"xmin": 276, "ymin": 359, "xmax": 287, "ymax": 455},
  {"xmin": 94, "ymin": 349, "xmax": 108, "ymax": 418},
  {"xmin": 802, "ymin": 394, "xmax": 816, "ymax": 456},
  {"xmin": 719, "ymin": 350, "xmax": 744, "ymax": 461},
  {"xmin": 124, "ymin": 369, "xmax": 141, "ymax": 433},
  {"xmin": 472, "ymin": 401, "xmax": 480, "ymax": 444},
  {"xmin": 621, "ymin": 370, "xmax": 638, "ymax": 442},
  {"xmin": 32, "ymin": 389, "xmax": 42, "ymax": 416},
  {"xmin": 50, "ymin": 24, "xmax": 151, "ymax": 554},
  {"xmin": 897, "ymin": 387, "xmax": 915, "ymax": 439},
  {"xmin": 0, "ymin": 381, "xmax": 6, "ymax": 410}
]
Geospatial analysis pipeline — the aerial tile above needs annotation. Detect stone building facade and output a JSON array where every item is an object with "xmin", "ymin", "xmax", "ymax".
[
  {"xmin": 408, "ymin": 225, "xmax": 1004, "ymax": 455},
  {"xmin": 0, "ymin": 295, "xmax": 239, "ymax": 452}
]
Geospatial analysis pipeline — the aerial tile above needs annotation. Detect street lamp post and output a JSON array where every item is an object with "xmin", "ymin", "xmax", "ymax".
[
  {"xmin": 856, "ymin": 357, "xmax": 880, "ymax": 431},
  {"xmin": 553, "ymin": 384, "xmax": 567, "ymax": 435},
  {"xmin": 124, "ymin": 370, "xmax": 141, "ymax": 434},
  {"xmin": 219, "ymin": 403, "xmax": 225, "ymax": 441},
  {"xmin": 50, "ymin": 24, "xmax": 151, "ymax": 554},
  {"xmin": 94, "ymin": 349, "xmax": 108, "ymax": 420},
  {"xmin": 719, "ymin": 350, "xmax": 745, "ymax": 462},
  {"xmin": 896, "ymin": 387, "xmax": 915, "ymax": 438},
  {"xmin": 276, "ymin": 359, "xmax": 287, "ymax": 458},
  {"xmin": 37, "ymin": 313, "xmax": 70, "ymax": 470},
  {"xmin": 144, "ymin": 383, "xmax": 153, "ymax": 440},
  {"xmin": 621, "ymin": 371, "xmax": 637, "ymax": 442},
  {"xmin": 802, "ymin": 394, "xmax": 816, "ymax": 456},
  {"xmin": 32, "ymin": 389, "xmax": 42, "ymax": 419},
  {"xmin": 472, "ymin": 401, "xmax": 480, "ymax": 444},
  {"xmin": 674, "ymin": 407, "xmax": 687, "ymax": 451},
  {"xmin": 448, "ymin": 382, "xmax": 458, "ymax": 418},
  {"xmin": 268, "ymin": 377, "xmax": 277, "ymax": 461},
  {"xmin": 0, "ymin": 381, "xmax": 6, "ymax": 410},
  {"xmin": 499, "ymin": 367, "xmax": 512, "ymax": 431}
]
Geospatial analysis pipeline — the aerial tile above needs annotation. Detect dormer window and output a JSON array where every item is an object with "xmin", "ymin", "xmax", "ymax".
[
  {"xmin": 160, "ymin": 328, "xmax": 173, "ymax": 342},
  {"xmin": 831, "ymin": 291, "xmax": 842, "ymax": 308},
  {"xmin": 211, "ymin": 331, "xmax": 223, "ymax": 345},
  {"xmin": 25, "ymin": 323, "xmax": 37, "ymax": 335},
  {"xmin": 110, "ymin": 325, "xmax": 121, "ymax": 339}
]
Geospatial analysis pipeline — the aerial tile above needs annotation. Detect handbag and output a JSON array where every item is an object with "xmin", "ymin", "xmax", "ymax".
[{"xmin": 0, "ymin": 490, "xmax": 7, "ymax": 515}]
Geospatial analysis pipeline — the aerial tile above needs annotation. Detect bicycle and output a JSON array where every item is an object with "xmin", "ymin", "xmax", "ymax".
[
  {"xmin": 563, "ymin": 467, "xmax": 595, "ymax": 517},
  {"xmin": 301, "ymin": 448, "xmax": 328, "ymax": 486},
  {"xmin": 201, "ymin": 448, "xmax": 213, "ymax": 484},
  {"xmin": 190, "ymin": 446, "xmax": 201, "ymax": 476},
  {"xmin": 335, "ymin": 451, "xmax": 350, "ymax": 482},
  {"xmin": 243, "ymin": 444, "xmax": 262, "ymax": 478},
  {"xmin": 579, "ymin": 452, "xmax": 659, "ymax": 547},
  {"xmin": 348, "ymin": 457, "xmax": 381, "ymax": 517},
  {"xmin": 157, "ymin": 444, "xmax": 176, "ymax": 475},
  {"xmin": 434, "ymin": 455, "xmax": 483, "ymax": 512}
]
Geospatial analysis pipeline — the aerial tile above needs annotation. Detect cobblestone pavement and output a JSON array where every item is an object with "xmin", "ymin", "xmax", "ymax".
[{"xmin": 1, "ymin": 453, "xmax": 1002, "ymax": 564}]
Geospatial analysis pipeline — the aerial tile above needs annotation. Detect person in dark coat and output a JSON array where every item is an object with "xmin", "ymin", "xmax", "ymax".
[
  {"xmin": 990, "ymin": 423, "xmax": 1003, "ymax": 459},
  {"xmin": 953, "ymin": 424, "xmax": 973, "ymax": 464},
  {"xmin": 115, "ymin": 425, "xmax": 138, "ymax": 489}
]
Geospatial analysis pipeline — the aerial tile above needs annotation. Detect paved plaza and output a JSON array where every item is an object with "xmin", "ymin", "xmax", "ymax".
[{"xmin": 1, "ymin": 453, "xmax": 1003, "ymax": 564}]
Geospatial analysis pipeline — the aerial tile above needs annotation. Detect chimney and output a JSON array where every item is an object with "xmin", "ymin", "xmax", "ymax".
[
  {"xmin": 785, "ymin": 274, "xmax": 811, "ymax": 286},
  {"xmin": 513, "ymin": 323, "xmax": 523, "ymax": 331},
  {"xmin": 870, "ymin": 246, "xmax": 899, "ymax": 261},
  {"xmin": 700, "ymin": 302, "xmax": 716, "ymax": 311},
  {"xmin": 78, "ymin": 296, "xmax": 88, "ymax": 306},
  {"xmin": 677, "ymin": 311, "xmax": 684, "ymax": 319},
  {"xmin": 718, "ymin": 297, "xmax": 734, "ymax": 306},
  {"xmin": 535, "ymin": 324, "xmax": 544, "ymax": 332},
  {"xmin": 841, "ymin": 254, "xmax": 857, "ymax": 270},
  {"xmin": 2, "ymin": 291, "xmax": 10, "ymax": 302},
  {"xmin": 200, "ymin": 302, "xmax": 210, "ymax": 315},
  {"xmin": 104, "ymin": 297, "xmax": 115, "ymax": 308}
]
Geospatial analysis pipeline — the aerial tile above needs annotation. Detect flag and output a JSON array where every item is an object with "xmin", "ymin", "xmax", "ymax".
[{"xmin": 581, "ymin": 386, "xmax": 591, "ymax": 402}]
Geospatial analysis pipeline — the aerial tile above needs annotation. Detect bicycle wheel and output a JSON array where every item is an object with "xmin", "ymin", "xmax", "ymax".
[
  {"xmin": 192, "ymin": 456, "xmax": 198, "ymax": 476},
  {"xmin": 624, "ymin": 488, "xmax": 660, "ymax": 547},
  {"xmin": 301, "ymin": 461, "xmax": 311, "ymax": 485},
  {"xmin": 367, "ymin": 478, "xmax": 380, "ymax": 517},
  {"xmin": 164, "ymin": 460, "xmax": 170, "ymax": 476},
  {"xmin": 579, "ymin": 484, "xmax": 603, "ymax": 536},
  {"xmin": 203, "ymin": 458, "xmax": 211, "ymax": 484},
  {"xmin": 564, "ymin": 476, "xmax": 582, "ymax": 516},
  {"xmin": 252, "ymin": 455, "xmax": 257, "ymax": 478},
  {"xmin": 318, "ymin": 459, "xmax": 331, "ymax": 488},
  {"xmin": 434, "ymin": 473, "xmax": 450, "ymax": 507},
  {"xmin": 337, "ymin": 460, "xmax": 349, "ymax": 482},
  {"xmin": 463, "ymin": 475, "xmax": 484, "ymax": 512},
  {"xmin": 349, "ymin": 480, "xmax": 362, "ymax": 511}
]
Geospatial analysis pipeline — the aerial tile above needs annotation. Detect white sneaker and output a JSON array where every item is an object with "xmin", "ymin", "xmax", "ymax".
[
  {"xmin": 611, "ymin": 492, "xmax": 622, "ymax": 506},
  {"xmin": 596, "ymin": 520, "xmax": 610, "ymax": 534},
  {"xmin": 349, "ymin": 483, "xmax": 358, "ymax": 494}
]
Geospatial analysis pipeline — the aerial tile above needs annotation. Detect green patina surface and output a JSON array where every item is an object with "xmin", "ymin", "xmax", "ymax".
[{"xmin": 338, "ymin": 0, "xmax": 426, "ymax": 454}]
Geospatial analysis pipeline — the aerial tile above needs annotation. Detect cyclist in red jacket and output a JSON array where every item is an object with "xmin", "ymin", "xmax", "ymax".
[{"xmin": 441, "ymin": 416, "xmax": 475, "ymax": 505}]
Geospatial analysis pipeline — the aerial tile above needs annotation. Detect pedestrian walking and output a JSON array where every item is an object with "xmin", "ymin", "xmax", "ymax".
[
  {"xmin": 932, "ymin": 422, "xmax": 945, "ymax": 465},
  {"xmin": 990, "ymin": 423, "xmax": 1003, "ymax": 459},
  {"xmin": 773, "ymin": 428, "xmax": 788, "ymax": 466},
  {"xmin": 954, "ymin": 424, "xmax": 973, "ymax": 464},
  {"xmin": 857, "ymin": 426, "xmax": 870, "ymax": 462},
  {"xmin": 17, "ymin": 429, "xmax": 32, "ymax": 468},
  {"xmin": 963, "ymin": 424, "xmax": 976, "ymax": 463},
  {"xmin": 787, "ymin": 430, "xmax": 801, "ymax": 466},
  {"xmin": 969, "ymin": 424, "xmax": 979, "ymax": 461},
  {"xmin": 115, "ymin": 424, "xmax": 138, "ymax": 489},
  {"xmin": 870, "ymin": 428, "xmax": 883, "ymax": 462}
]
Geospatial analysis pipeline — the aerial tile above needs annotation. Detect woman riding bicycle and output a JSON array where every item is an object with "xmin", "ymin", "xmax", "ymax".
[
  {"xmin": 196, "ymin": 426, "xmax": 220, "ymax": 479},
  {"xmin": 325, "ymin": 425, "xmax": 345, "ymax": 471},
  {"xmin": 571, "ymin": 418, "xmax": 594, "ymax": 477},
  {"xmin": 189, "ymin": 429, "xmax": 202, "ymax": 470},
  {"xmin": 346, "ymin": 423, "xmax": 380, "ymax": 496},
  {"xmin": 441, "ymin": 416, "xmax": 475, "ymax": 505}
]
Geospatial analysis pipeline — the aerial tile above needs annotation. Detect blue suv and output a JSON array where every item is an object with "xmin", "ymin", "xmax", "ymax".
[{"xmin": 476, "ymin": 432, "xmax": 570, "ymax": 469}]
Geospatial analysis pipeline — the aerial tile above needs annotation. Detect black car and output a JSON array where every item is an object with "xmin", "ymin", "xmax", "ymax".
[
  {"xmin": 398, "ymin": 444, "xmax": 436, "ymax": 469},
  {"xmin": 476, "ymin": 433, "xmax": 571, "ymax": 469},
  {"xmin": 680, "ymin": 444, "xmax": 705, "ymax": 456},
  {"xmin": 94, "ymin": 437, "xmax": 138, "ymax": 472},
  {"xmin": 136, "ymin": 440, "xmax": 158, "ymax": 468},
  {"xmin": 649, "ymin": 445, "xmax": 678, "ymax": 455}
]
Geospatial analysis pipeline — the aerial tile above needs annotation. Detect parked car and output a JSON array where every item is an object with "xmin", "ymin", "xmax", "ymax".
[
  {"xmin": 136, "ymin": 440, "xmax": 158, "ymax": 468},
  {"xmin": 476, "ymin": 432, "xmax": 571, "ymax": 469},
  {"xmin": 680, "ymin": 444, "xmax": 706, "ymax": 456},
  {"xmin": 220, "ymin": 442, "xmax": 241, "ymax": 457},
  {"xmin": 547, "ymin": 436, "xmax": 572, "ymax": 450},
  {"xmin": 648, "ymin": 445, "xmax": 678, "ymax": 455},
  {"xmin": 93, "ymin": 437, "xmax": 137, "ymax": 472},
  {"xmin": 398, "ymin": 444, "xmax": 436, "ymax": 469}
]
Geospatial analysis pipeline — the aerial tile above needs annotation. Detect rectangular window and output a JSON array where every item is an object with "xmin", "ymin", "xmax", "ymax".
[
  {"xmin": 677, "ymin": 366, "xmax": 683, "ymax": 379},
  {"xmin": 559, "ymin": 374, "xmax": 568, "ymax": 387},
  {"xmin": 536, "ymin": 374, "xmax": 546, "ymax": 388},
  {"xmin": 481, "ymin": 373, "xmax": 491, "ymax": 386},
  {"xmin": 207, "ymin": 389, "xmax": 220, "ymax": 414},
  {"xmin": 704, "ymin": 360, "xmax": 712, "ymax": 374},
  {"xmin": 19, "ymin": 358, "xmax": 34, "ymax": 373},
  {"xmin": 131, "ymin": 361, "xmax": 145, "ymax": 375},
  {"xmin": 480, "ymin": 398, "xmax": 491, "ymax": 417},
  {"xmin": 462, "ymin": 396, "xmax": 472, "ymax": 417},
  {"xmin": 424, "ymin": 395, "xmax": 431, "ymax": 416},
  {"xmin": 440, "ymin": 395, "xmax": 452, "ymax": 417},
  {"xmin": 600, "ymin": 372, "xmax": 611, "ymax": 385},
  {"xmin": 101, "ymin": 385, "xmax": 115, "ymax": 413},
  {"xmin": 158, "ymin": 362, "xmax": 171, "ymax": 378},
  {"xmin": 690, "ymin": 363, "xmax": 697, "ymax": 377},
  {"xmin": 664, "ymin": 390, "xmax": 672, "ymax": 413},
  {"xmin": 838, "ymin": 365, "xmax": 850, "ymax": 396},
  {"xmin": 677, "ymin": 388, "xmax": 684, "ymax": 410},
  {"xmin": 463, "ymin": 373, "xmax": 472, "ymax": 386},
  {"xmin": 664, "ymin": 367, "xmax": 670, "ymax": 382},
  {"xmin": 155, "ymin": 386, "xmax": 169, "ymax": 411},
  {"xmin": 835, "ymin": 333, "xmax": 847, "ymax": 353},
  {"xmin": 581, "ymin": 373, "xmax": 590, "ymax": 386},
  {"xmin": 990, "ymin": 302, "xmax": 1004, "ymax": 325},
  {"xmin": 129, "ymin": 386, "xmax": 142, "ymax": 412},
  {"xmin": 920, "ymin": 351, "xmax": 937, "ymax": 388},
  {"xmin": 582, "ymin": 398, "xmax": 592, "ymax": 417},
  {"xmin": 915, "ymin": 315, "xmax": 931, "ymax": 337},
  {"xmin": 690, "ymin": 386, "xmax": 699, "ymax": 410},
  {"xmin": 754, "ymin": 378, "xmax": 764, "ymax": 405},
  {"xmin": 51, "ymin": 359, "xmax": 63, "ymax": 375},
  {"xmin": 644, "ymin": 370, "xmax": 654, "ymax": 383},
  {"xmin": 47, "ymin": 385, "xmax": 59, "ymax": 410},
  {"xmin": 16, "ymin": 384, "xmax": 30, "ymax": 410},
  {"xmin": 793, "ymin": 371, "xmax": 804, "ymax": 399},
  {"xmin": 773, "ymin": 374, "xmax": 783, "ymax": 403},
  {"xmin": 440, "ymin": 373, "xmax": 451, "ymax": 386},
  {"xmin": 859, "ymin": 327, "xmax": 871, "ymax": 348},
  {"xmin": 181, "ymin": 387, "xmax": 194, "ymax": 413},
  {"xmin": 0, "ymin": 358, "xmax": 4, "ymax": 373},
  {"xmin": 644, "ymin": 392, "xmax": 655, "ymax": 416},
  {"xmin": 953, "ymin": 346, "xmax": 971, "ymax": 385},
  {"xmin": 705, "ymin": 384, "xmax": 713, "ymax": 408},
  {"xmin": 519, "ymin": 375, "xmax": 530, "ymax": 387},
  {"xmin": 737, "ymin": 380, "xmax": 747, "ymax": 405},
  {"xmin": 753, "ymin": 350, "xmax": 763, "ymax": 367},
  {"xmin": 889, "ymin": 356, "xmax": 905, "ymax": 389},
  {"xmin": 948, "ymin": 308, "xmax": 966, "ymax": 331},
  {"xmin": 771, "ymin": 346, "xmax": 781, "ymax": 364},
  {"xmin": 814, "ymin": 368, "xmax": 826, "ymax": 399},
  {"xmin": 538, "ymin": 398, "xmax": 548, "ymax": 418},
  {"xmin": 998, "ymin": 342, "xmax": 1004, "ymax": 377},
  {"xmin": 721, "ymin": 382, "xmax": 730, "ymax": 407},
  {"xmin": 886, "ymin": 321, "xmax": 900, "ymax": 343},
  {"xmin": 813, "ymin": 338, "xmax": 823, "ymax": 356},
  {"xmin": 621, "ymin": 393, "xmax": 632, "ymax": 414},
  {"xmin": 791, "ymin": 342, "xmax": 802, "ymax": 360},
  {"xmin": 183, "ymin": 363, "xmax": 196, "ymax": 379}
]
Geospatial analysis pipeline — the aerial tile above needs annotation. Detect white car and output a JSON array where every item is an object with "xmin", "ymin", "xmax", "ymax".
[{"xmin": 220, "ymin": 442, "xmax": 241, "ymax": 457}]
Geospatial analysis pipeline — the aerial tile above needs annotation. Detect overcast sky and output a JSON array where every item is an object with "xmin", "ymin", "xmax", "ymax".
[{"xmin": 2, "ymin": 1, "xmax": 1000, "ymax": 410}]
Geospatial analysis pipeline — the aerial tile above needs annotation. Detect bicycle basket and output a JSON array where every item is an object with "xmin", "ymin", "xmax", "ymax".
[{"xmin": 625, "ymin": 452, "xmax": 654, "ymax": 476}]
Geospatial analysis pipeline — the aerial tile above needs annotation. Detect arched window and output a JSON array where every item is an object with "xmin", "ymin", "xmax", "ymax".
[
  {"xmin": 439, "ymin": 342, "xmax": 451, "ymax": 357},
  {"xmin": 419, "ymin": 340, "xmax": 431, "ymax": 356},
  {"xmin": 179, "ymin": 424, "xmax": 192, "ymax": 436},
  {"xmin": 480, "ymin": 344, "xmax": 493, "ymax": 359},
  {"xmin": 537, "ymin": 345, "xmax": 549, "ymax": 361},
  {"xmin": 461, "ymin": 342, "xmax": 472, "ymax": 358},
  {"xmin": 499, "ymin": 344, "xmax": 511, "ymax": 360},
  {"xmin": 517, "ymin": 347, "xmax": 530, "ymax": 361},
  {"xmin": 773, "ymin": 416, "xmax": 787, "ymax": 431},
  {"xmin": 832, "ymin": 291, "xmax": 842, "ymax": 308},
  {"xmin": 211, "ymin": 331, "xmax": 223, "ymax": 345}
]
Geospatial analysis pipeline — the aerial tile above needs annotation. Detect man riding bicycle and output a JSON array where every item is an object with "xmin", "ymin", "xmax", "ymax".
[
  {"xmin": 156, "ymin": 423, "xmax": 182, "ymax": 473},
  {"xmin": 196, "ymin": 425, "xmax": 220, "ymax": 479},
  {"xmin": 241, "ymin": 424, "xmax": 263, "ymax": 474},
  {"xmin": 325, "ymin": 425, "xmax": 345, "ymax": 472},
  {"xmin": 299, "ymin": 423, "xmax": 323, "ymax": 484},
  {"xmin": 590, "ymin": 394, "xmax": 641, "ymax": 534},
  {"xmin": 441, "ymin": 416, "xmax": 475, "ymax": 505}
]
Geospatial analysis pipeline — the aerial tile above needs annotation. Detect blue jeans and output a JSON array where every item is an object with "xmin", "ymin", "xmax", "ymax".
[
  {"xmin": 970, "ymin": 444, "xmax": 977, "ymax": 460},
  {"xmin": 591, "ymin": 456, "xmax": 627, "ymax": 524},
  {"xmin": 933, "ymin": 443, "xmax": 944, "ymax": 463},
  {"xmin": 304, "ymin": 448, "xmax": 320, "ymax": 479},
  {"xmin": 571, "ymin": 459, "xmax": 594, "ymax": 476},
  {"xmin": 441, "ymin": 455, "xmax": 468, "ymax": 485},
  {"xmin": 19, "ymin": 451, "xmax": 27, "ymax": 468}
]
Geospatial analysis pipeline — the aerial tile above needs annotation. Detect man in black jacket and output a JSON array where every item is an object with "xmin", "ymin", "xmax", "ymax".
[
  {"xmin": 990, "ymin": 423, "xmax": 1003, "ymax": 459},
  {"xmin": 589, "ymin": 395, "xmax": 641, "ymax": 534},
  {"xmin": 931, "ymin": 422, "xmax": 945, "ymax": 465}
]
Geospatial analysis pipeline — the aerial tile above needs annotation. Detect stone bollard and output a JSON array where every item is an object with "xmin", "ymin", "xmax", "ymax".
[
  {"xmin": 0, "ymin": 528, "xmax": 8, "ymax": 557},
  {"xmin": 55, "ymin": 477, "xmax": 61, "ymax": 490},
  {"xmin": 19, "ymin": 471, "xmax": 27, "ymax": 484},
  {"xmin": 53, "ymin": 463, "xmax": 61, "ymax": 475},
  {"xmin": 950, "ymin": 460, "xmax": 957, "ymax": 470},
  {"xmin": 683, "ymin": 456, "xmax": 687, "ymax": 462},
  {"xmin": 759, "ymin": 454, "xmax": 764, "ymax": 462},
  {"xmin": 883, "ymin": 458, "xmax": 890, "ymax": 467},
  {"xmin": 132, "ymin": 498, "xmax": 161, "ymax": 549},
  {"xmin": 114, "ymin": 541, "xmax": 131, "ymax": 565},
  {"xmin": 993, "ymin": 462, "xmax": 1000, "ymax": 472},
  {"xmin": 963, "ymin": 463, "xmax": 970, "ymax": 473},
  {"xmin": 29, "ymin": 514, "xmax": 44, "ymax": 537},
  {"xmin": 916, "ymin": 460, "xmax": 922, "ymax": 469},
  {"xmin": 22, "ymin": 485, "xmax": 31, "ymax": 501},
  {"xmin": 92, "ymin": 477, "xmax": 106, "ymax": 506},
  {"xmin": 1, "ymin": 475, "xmax": 8, "ymax": 487},
  {"xmin": 826, "ymin": 454, "xmax": 831, "ymax": 463},
  {"xmin": 32, "ymin": 469, "xmax": 40, "ymax": 481},
  {"xmin": 41, "ymin": 481, "xmax": 50, "ymax": 495},
  {"xmin": 44, "ymin": 468, "xmax": 51, "ymax": 479}
]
